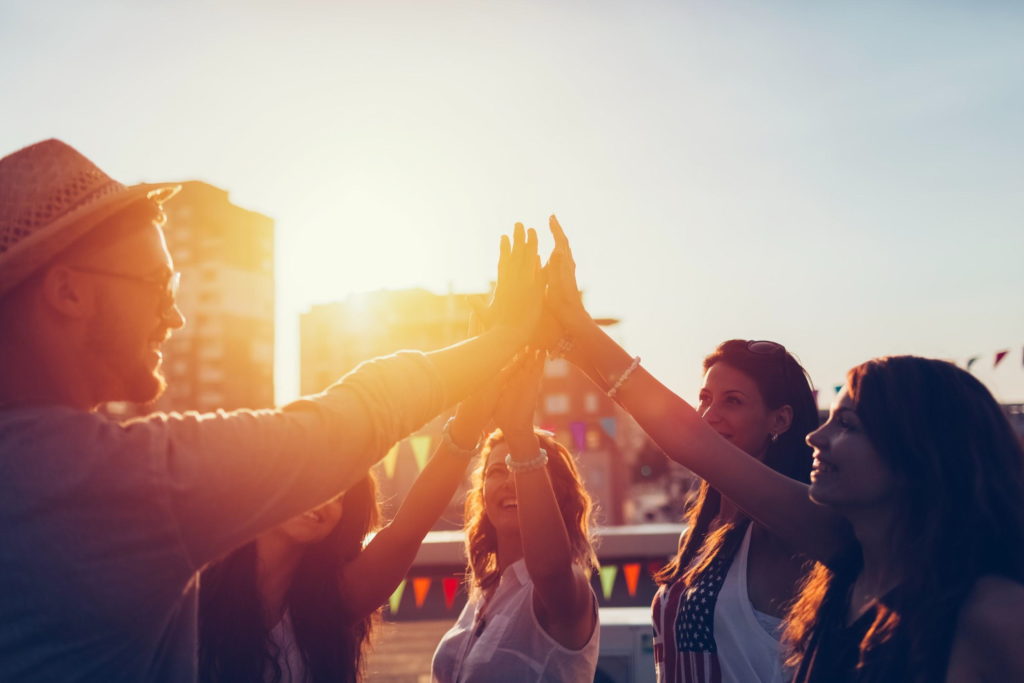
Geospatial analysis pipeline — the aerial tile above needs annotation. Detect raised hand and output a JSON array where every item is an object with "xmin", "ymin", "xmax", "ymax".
[
  {"xmin": 492, "ymin": 349, "xmax": 546, "ymax": 436},
  {"xmin": 489, "ymin": 222, "xmax": 544, "ymax": 342},
  {"xmin": 545, "ymin": 215, "xmax": 591, "ymax": 333}
]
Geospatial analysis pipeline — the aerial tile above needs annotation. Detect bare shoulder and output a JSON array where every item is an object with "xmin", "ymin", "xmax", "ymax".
[
  {"xmin": 951, "ymin": 575, "xmax": 1024, "ymax": 681},
  {"xmin": 959, "ymin": 575, "xmax": 1024, "ymax": 632}
]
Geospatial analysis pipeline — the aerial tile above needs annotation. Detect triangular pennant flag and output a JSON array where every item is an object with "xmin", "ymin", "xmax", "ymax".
[
  {"xmin": 834, "ymin": 385, "xmax": 843, "ymax": 395},
  {"xmin": 570, "ymin": 422, "xmax": 587, "ymax": 451},
  {"xmin": 442, "ymin": 577, "xmax": 460, "ymax": 610},
  {"xmin": 411, "ymin": 436, "xmax": 432, "ymax": 472},
  {"xmin": 381, "ymin": 443, "xmax": 400, "ymax": 479},
  {"xmin": 388, "ymin": 579, "xmax": 406, "ymax": 614},
  {"xmin": 413, "ymin": 577, "xmax": 432, "ymax": 608},
  {"xmin": 994, "ymin": 350, "xmax": 1009, "ymax": 367},
  {"xmin": 599, "ymin": 417, "xmax": 617, "ymax": 439},
  {"xmin": 648, "ymin": 560, "xmax": 664, "ymax": 578},
  {"xmin": 623, "ymin": 563, "xmax": 641, "ymax": 597},
  {"xmin": 599, "ymin": 564, "xmax": 618, "ymax": 600},
  {"xmin": 966, "ymin": 356, "xmax": 979, "ymax": 372},
  {"xmin": 812, "ymin": 389, "xmax": 819, "ymax": 404}
]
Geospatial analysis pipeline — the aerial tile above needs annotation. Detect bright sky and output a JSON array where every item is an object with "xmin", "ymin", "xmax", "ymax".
[{"xmin": 3, "ymin": 0, "xmax": 1023, "ymax": 405}]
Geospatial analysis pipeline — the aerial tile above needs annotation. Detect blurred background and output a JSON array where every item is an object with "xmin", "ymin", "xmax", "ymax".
[{"xmin": 4, "ymin": 1, "xmax": 1023, "ymax": 679}]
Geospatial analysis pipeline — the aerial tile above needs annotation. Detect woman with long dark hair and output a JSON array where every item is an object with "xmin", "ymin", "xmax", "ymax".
[
  {"xmin": 543, "ymin": 216, "xmax": 1024, "ymax": 681},
  {"xmin": 649, "ymin": 339, "xmax": 818, "ymax": 682},
  {"xmin": 432, "ymin": 350, "xmax": 601, "ymax": 682}
]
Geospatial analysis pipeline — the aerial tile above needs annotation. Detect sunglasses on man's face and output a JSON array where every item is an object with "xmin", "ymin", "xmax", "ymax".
[{"xmin": 70, "ymin": 266, "xmax": 181, "ymax": 315}]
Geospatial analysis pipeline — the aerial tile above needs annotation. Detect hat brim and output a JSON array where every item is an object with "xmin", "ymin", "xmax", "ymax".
[{"xmin": 0, "ymin": 181, "xmax": 181, "ymax": 297}]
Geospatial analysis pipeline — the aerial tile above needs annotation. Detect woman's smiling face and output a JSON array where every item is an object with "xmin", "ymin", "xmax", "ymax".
[
  {"xmin": 699, "ymin": 362, "xmax": 785, "ymax": 460},
  {"xmin": 806, "ymin": 388, "xmax": 898, "ymax": 512}
]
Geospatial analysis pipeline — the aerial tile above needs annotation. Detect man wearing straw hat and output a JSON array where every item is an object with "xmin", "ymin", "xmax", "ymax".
[{"xmin": 0, "ymin": 139, "xmax": 543, "ymax": 682}]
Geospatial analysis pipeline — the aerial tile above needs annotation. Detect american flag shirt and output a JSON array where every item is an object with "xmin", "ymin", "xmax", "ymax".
[{"xmin": 651, "ymin": 551, "xmax": 732, "ymax": 683}]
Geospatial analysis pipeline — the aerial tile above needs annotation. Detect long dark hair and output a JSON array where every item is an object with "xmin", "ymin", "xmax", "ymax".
[
  {"xmin": 656, "ymin": 339, "xmax": 818, "ymax": 588},
  {"xmin": 199, "ymin": 475, "xmax": 381, "ymax": 683},
  {"xmin": 463, "ymin": 428, "xmax": 598, "ymax": 600},
  {"xmin": 784, "ymin": 356, "xmax": 1024, "ymax": 680}
]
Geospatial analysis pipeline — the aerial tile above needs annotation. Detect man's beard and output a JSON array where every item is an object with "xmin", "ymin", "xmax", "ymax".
[{"xmin": 85, "ymin": 314, "xmax": 167, "ymax": 405}]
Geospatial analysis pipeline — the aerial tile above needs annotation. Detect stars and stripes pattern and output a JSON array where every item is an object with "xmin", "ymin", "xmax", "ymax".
[{"xmin": 652, "ymin": 552, "xmax": 732, "ymax": 683}]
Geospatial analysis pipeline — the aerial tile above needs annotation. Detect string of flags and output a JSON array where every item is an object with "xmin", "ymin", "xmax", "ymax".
[
  {"xmin": 812, "ymin": 347, "xmax": 1024, "ymax": 399},
  {"xmin": 376, "ymin": 418, "xmax": 621, "ymax": 480},
  {"xmin": 386, "ymin": 560, "xmax": 664, "ymax": 614}
]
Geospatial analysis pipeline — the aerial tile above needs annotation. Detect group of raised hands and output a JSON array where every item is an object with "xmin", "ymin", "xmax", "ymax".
[{"xmin": 448, "ymin": 215, "xmax": 593, "ymax": 444}]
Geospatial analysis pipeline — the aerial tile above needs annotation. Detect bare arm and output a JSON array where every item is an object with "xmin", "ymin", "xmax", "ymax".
[
  {"xmin": 545, "ymin": 215, "xmax": 850, "ymax": 564},
  {"xmin": 496, "ymin": 351, "xmax": 596, "ymax": 648},
  {"xmin": 339, "ymin": 314, "xmax": 523, "ymax": 620}
]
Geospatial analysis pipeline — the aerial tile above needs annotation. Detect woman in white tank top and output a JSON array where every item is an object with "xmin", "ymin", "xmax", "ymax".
[
  {"xmin": 542, "ymin": 217, "xmax": 820, "ymax": 683},
  {"xmin": 432, "ymin": 350, "xmax": 600, "ymax": 683}
]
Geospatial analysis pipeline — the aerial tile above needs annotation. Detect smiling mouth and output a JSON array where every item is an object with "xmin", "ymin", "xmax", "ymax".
[
  {"xmin": 302, "ymin": 510, "xmax": 324, "ymax": 522},
  {"xmin": 812, "ymin": 458, "xmax": 838, "ymax": 475},
  {"xmin": 499, "ymin": 499, "xmax": 518, "ymax": 510}
]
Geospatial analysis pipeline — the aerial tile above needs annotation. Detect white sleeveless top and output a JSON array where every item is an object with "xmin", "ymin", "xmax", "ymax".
[
  {"xmin": 431, "ymin": 559, "xmax": 600, "ymax": 682},
  {"xmin": 652, "ymin": 525, "xmax": 790, "ymax": 683},
  {"xmin": 266, "ymin": 610, "xmax": 309, "ymax": 683}
]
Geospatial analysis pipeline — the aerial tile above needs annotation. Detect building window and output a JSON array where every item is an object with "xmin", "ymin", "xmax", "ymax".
[
  {"xmin": 544, "ymin": 393, "xmax": 570, "ymax": 415},
  {"xmin": 584, "ymin": 392, "xmax": 600, "ymax": 414},
  {"xmin": 545, "ymin": 358, "xmax": 570, "ymax": 378}
]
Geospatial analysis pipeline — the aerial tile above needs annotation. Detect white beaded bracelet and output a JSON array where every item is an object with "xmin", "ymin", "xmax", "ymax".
[
  {"xmin": 505, "ymin": 448, "xmax": 549, "ymax": 474},
  {"xmin": 441, "ymin": 417, "xmax": 481, "ymax": 459},
  {"xmin": 607, "ymin": 355, "xmax": 641, "ymax": 398}
]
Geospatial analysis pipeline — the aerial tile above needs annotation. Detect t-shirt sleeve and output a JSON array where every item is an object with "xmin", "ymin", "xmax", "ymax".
[{"xmin": 126, "ymin": 350, "xmax": 445, "ymax": 569}]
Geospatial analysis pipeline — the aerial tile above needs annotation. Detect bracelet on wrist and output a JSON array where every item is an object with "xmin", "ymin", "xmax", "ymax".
[
  {"xmin": 607, "ymin": 355, "xmax": 641, "ymax": 398},
  {"xmin": 505, "ymin": 448, "xmax": 549, "ymax": 474},
  {"xmin": 441, "ymin": 417, "xmax": 481, "ymax": 459}
]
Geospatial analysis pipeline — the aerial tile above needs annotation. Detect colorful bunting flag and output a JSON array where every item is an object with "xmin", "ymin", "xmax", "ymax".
[
  {"xmin": 966, "ymin": 356, "xmax": 979, "ymax": 372},
  {"xmin": 995, "ymin": 350, "xmax": 1009, "ymax": 367},
  {"xmin": 442, "ymin": 577, "xmax": 460, "ymax": 610},
  {"xmin": 413, "ymin": 577, "xmax": 432, "ymax": 608},
  {"xmin": 648, "ymin": 560, "xmax": 665, "ymax": 578},
  {"xmin": 388, "ymin": 579, "xmax": 406, "ymax": 614},
  {"xmin": 570, "ymin": 422, "xmax": 586, "ymax": 451},
  {"xmin": 411, "ymin": 436, "xmax": 432, "ymax": 472},
  {"xmin": 585, "ymin": 427, "xmax": 602, "ymax": 449},
  {"xmin": 599, "ymin": 417, "xmax": 617, "ymax": 439},
  {"xmin": 381, "ymin": 443, "xmax": 400, "ymax": 479},
  {"xmin": 623, "ymin": 563, "xmax": 641, "ymax": 598},
  {"xmin": 834, "ymin": 385, "xmax": 843, "ymax": 395},
  {"xmin": 599, "ymin": 565, "xmax": 618, "ymax": 600}
]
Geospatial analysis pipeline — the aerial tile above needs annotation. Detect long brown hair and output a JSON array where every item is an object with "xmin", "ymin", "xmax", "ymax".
[
  {"xmin": 656, "ymin": 339, "xmax": 818, "ymax": 588},
  {"xmin": 200, "ymin": 475, "xmax": 381, "ymax": 683},
  {"xmin": 783, "ymin": 357, "xmax": 1024, "ymax": 680},
  {"xmin": 463, "ymin": 429, "xmax": 598, "ymax": 600}
]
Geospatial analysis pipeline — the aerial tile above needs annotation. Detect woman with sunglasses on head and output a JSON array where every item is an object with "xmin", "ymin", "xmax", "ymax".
[
  {"xmin": 543, "ymin": 216, "xmax": 1024, "ymax": 681},
  {"xmin": 432, "ymin": 350, "xmax": 600, "ymax": 683}
]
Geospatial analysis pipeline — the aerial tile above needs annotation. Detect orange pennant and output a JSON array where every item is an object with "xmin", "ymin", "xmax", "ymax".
[
  {"xmin": 623, "ymin": 563, "xmax": 641, "ymax": 597},
  {"xmin": 413, "ymin": 577, "xmax": 432, "ymax": 608}
]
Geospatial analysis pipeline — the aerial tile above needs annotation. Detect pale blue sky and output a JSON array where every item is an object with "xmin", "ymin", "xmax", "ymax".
[{"xmin": 3, "ymin": 0, "xmax": 1022, "ymax": 404}]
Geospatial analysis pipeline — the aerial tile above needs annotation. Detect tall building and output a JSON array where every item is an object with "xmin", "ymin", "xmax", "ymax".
[
  {"xmin": 152, "ymin": 181, "xmax": 275, "ymax": 412},
  {"xmin": 299, "ymin": 289, "xmax": 638, "ymax": 526}
]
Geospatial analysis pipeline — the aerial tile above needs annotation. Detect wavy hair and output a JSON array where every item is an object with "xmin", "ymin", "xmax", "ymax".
[
  {"xmin": 463, "ymin": 429, "xmax": 598, "ymax": 600},
  {"xmin": 783, "ymin": 356, "xmax": 1024, "ymax": 680},
  {"xmin": 656, "ymin": 339, "xmax": 818, "ymax": 588},
  {"xmin": 200, "ymin": 475, "xmax": 381, "ymax": 683}
]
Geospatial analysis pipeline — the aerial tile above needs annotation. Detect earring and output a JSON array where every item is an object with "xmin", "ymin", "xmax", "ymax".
[{"xmin": 770, "ymin": 432, "xmax": 779, "ymax": 443}]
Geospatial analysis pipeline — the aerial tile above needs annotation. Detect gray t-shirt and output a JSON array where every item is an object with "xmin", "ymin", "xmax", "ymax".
[{"xmin": 0, "ymin": 351, "xmax": 443, "ymax": 682}]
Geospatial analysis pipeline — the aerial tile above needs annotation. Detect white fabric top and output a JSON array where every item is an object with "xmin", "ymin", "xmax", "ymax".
[
  {"xmin": 267, "ymin": 610, "xmax": 308, "ymax": 683},
  {"xmin": 713, "ymin": 525, "xmax": 790, "ymax": 683},
  {"xmin": 431, "ymin": 560, "xmax": 600, "ymax": 682}
]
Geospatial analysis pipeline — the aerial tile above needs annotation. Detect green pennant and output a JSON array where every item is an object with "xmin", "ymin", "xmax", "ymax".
[
  {"xmin": 388, "ymin": 579, "xmax": 407, "ymax": 614},
  {"xmin": 599, "ymin": 564, "xmax": 618, "ymax": 600}
]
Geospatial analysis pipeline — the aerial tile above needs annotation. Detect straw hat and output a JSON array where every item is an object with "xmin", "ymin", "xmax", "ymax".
[{"xmin": 0, "ymin": 139, "xmax": 180, "ymax": 297}]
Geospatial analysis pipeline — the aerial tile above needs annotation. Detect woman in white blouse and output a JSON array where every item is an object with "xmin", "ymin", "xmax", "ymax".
[{"xmin": 432, "ymin": 350, "xmax": 601, "ymax": 682}]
